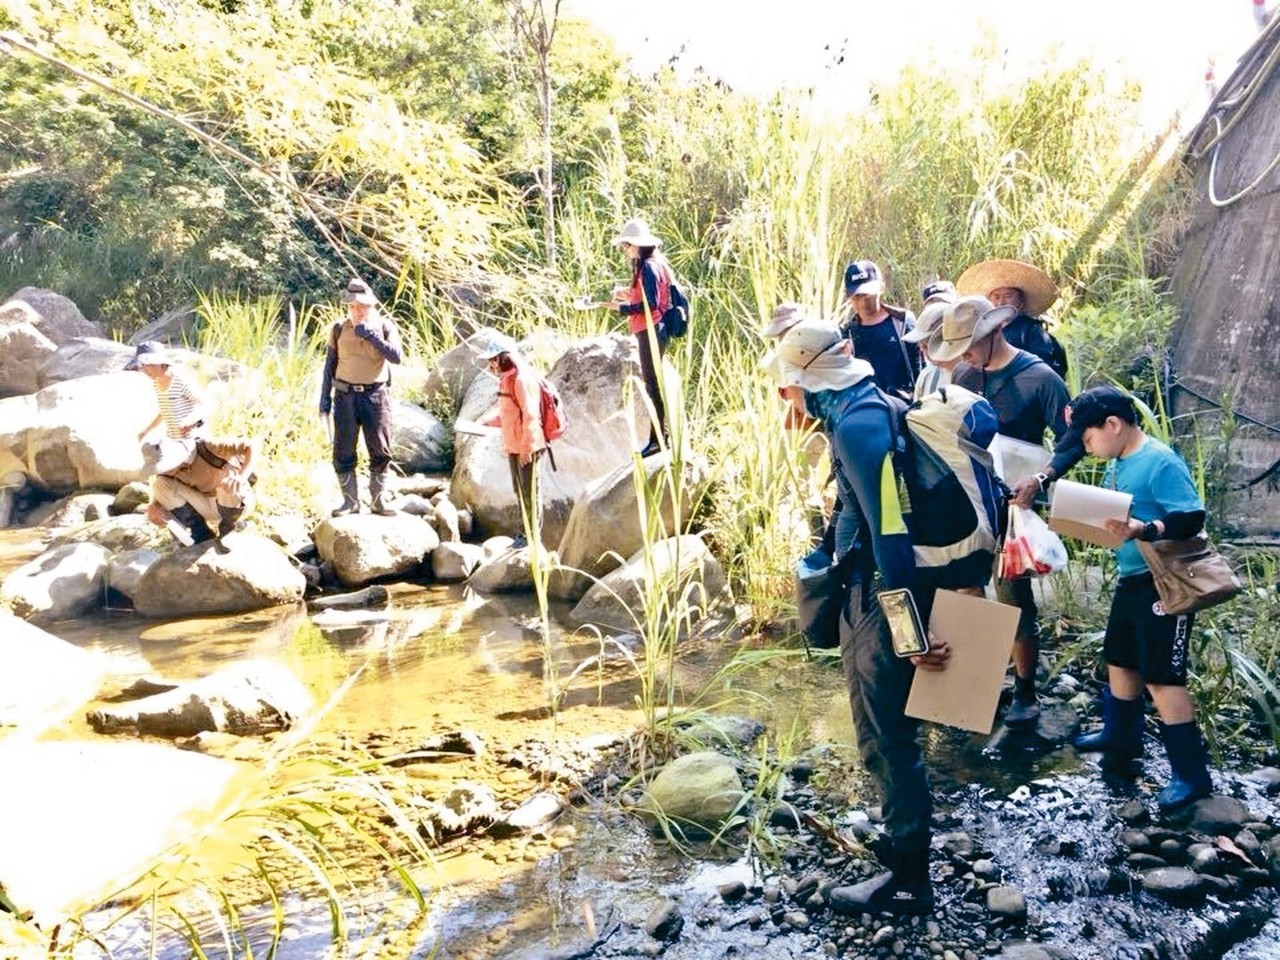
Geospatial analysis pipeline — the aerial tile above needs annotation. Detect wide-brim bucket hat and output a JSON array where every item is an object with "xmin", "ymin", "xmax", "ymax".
[
  {"xmin": 612, "ymin": 218, "xmax": 662, "ymax": 248},
  {"xmin": 341, "ymin": 278, "xmax": 377, "ymax": 305},
  {"xmin": 903, "ymin": 301, "xmax": 949, "ymax": 343},
  {"xmin": 761, "ymin": 301, "xmax": 808, "ymax": 339},
  {"xmin": 473, "ymin": 332, "xmax": 519, "ymax": 361},
  {"xmin": 955, "ymin": 259, "xmax": 1059, "ymax": 317},
  {"xmin": 124, "ymin": 340, "xmax": 172, "ymax": 370},
  {"xmin": 925, "ymin": 297, "xmax": 1016, "ymax": 364},
  {"xmin": 762, "ymin": 319, "xmax": 874, "ymax": 393}
]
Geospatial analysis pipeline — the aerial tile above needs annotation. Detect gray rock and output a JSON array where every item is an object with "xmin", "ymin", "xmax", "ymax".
[
  {"xmin": 1247, "ymin": 766, "xmax": 1280, "ymax": 795},
  {"xmin": 411, "ymin": 780, "xmax": 497, "ymax": 841},
  {"xmin": 492, "ymin": 791, "xmax": 563, "ymax": 835},
  {"xmin": 641, "ymin": 752, "xmax": 745, "ymax": 834},
  {"xmin": 391, "ymin": 402, "xmax": 451, "ymax": 474},
  {"xmin": 105, "ymin": 547, "xmax": 160, "ymax": 601},
  {"xmin": 644, "ymin": 899, "xmax": 683, "ymax": 942},
  {"xmin": 129, "ymin": 303, "xmax": 199, "ymax": 346},
  {"xmin": 5, "ymin": 287, "xmax": 98, "ymax": 342},
  {"xmin": 24, "ymin": 493, "xmax": 116, "ymax": 529},
  {"xmin": 432, "ymin": 541, "xmax": 485, "ymax": 582},
  {"xmin": 1188, "ymin": 795, "xmax": 1250, "ymax": 833},
  {"xmin": 49, "ymin": 514, "xmax": 169, "ymax": 552},
  {"xmin": 0, "ymin": 316, "xmax": 56, "ymax": 397},
  {"xmin": 994, "ymin": 944, "xmax": 1073, "ymax": 960},
  {"xmin": 36, "ymin": 337, "xmax": 134, "ymax": 389},
  {"xmin": 1115, "ymin": 799, "xmax": 1149, "ymax": 825},
  {"xmin": 986, "ymin": 885, "xmax": 1026, "ymax": 922},
  {"xmin": 313, "ymin": 514, "xmax": 439, "ymax": 587},
  {"xmin": 430, "ymin": 497, "xmax": 461, "ymax": 543},
  {"xmin": 1141, "ymin": 866, "xmax": 1205, "ymax": 904},
  {"xmin": 111, "ymin": 481, "xmax": 151, "ymax": 516},
  {"xmin": 87, "ymin": 659, "xmax": 312, "ymax": 737},
  {"xmin": 308, "ymin": 585, "xmax": 390, "ymax": 610},
  {"xmin": 1, "ymin": 541, "xmax": 111, "ymax": 624},
  {"xmin": 467, "ymin": 546, "xmax": 550, "ymax": 594},
  {"xmin": 0, "ymin": 613, "xmax": 114, "ymax": 728},
  {"xmin": 132, "ymin": 533, "xmax": 306, "ymax": 617}
]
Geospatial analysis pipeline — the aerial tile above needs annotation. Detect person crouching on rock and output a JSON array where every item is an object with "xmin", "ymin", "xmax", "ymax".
[
  {"xmin": 144, "ymin": 437, "xmax": 256, "ymax": 548},
  {"xmin": 476, "ymin": 334, "xmax": 545, "ymax": 549}
]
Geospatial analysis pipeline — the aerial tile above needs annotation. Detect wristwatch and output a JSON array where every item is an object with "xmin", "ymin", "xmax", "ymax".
[
  {"xmin": 1033, "ymin": 472, "xmax": 1051, "ymax": 490},
  {"xmin": 1141, "ymin": 521, "xmax": 1160, "ymax": 541}
]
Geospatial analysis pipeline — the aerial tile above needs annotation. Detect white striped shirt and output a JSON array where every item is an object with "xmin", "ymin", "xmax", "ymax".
[{"xmin": 156, "ymin": 369, "xmax": 205, "ymax": 438}]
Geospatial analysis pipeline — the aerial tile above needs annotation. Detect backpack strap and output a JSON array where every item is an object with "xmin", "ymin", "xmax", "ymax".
[{"xmin": 195, "ymin": 440, "xmax": 229, "ymax": 470}]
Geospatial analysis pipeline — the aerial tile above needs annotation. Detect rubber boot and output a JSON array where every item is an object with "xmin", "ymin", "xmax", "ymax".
[
  {"xmin": 217, "ymin": 503, "xmax": 244, "ymax": 539},
  {"xmin": 332, "ymin": 472, "xmax": 359, "ymax": 517},
  {"xmin": 838, "ymin": 834, "xmax": 934, "ymax": 916},
  {"xmin": 1157, "ymin": 721, "xmax": 1213, "ymax": 813},
  {"xmin": 369, "ymin": 470, "xmax": 395, "ymax": 516},
  {"xmin": 1005, "ymin": 675, "xmax": 1040, "ymax": 728},
  {"xmin": 1072, "ymin": 686, "xmax": 1144, "ymax": 759},
  {"xmin": 171, "ymin": 504, "xmax": 215, "ymax": 544}
]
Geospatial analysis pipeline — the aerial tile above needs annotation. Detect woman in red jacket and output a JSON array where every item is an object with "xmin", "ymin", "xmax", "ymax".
[
  {"xmin": 609, "ymin": 217, "xmax": 673, "ymax": 457},
  {"xmin": 478, "ymin": 335, "xmax": 546, "ymax": 547}
]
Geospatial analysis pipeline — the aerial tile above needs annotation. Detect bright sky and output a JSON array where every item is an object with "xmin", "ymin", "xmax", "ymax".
[{"xmin": 566, "ymin": 0, "xmax": 1262, "ymax": 132}]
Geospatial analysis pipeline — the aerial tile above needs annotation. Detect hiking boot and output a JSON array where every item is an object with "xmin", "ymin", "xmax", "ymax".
[
  {"xmin": 1004, "ymin": 692, "xmax": 1041, "ymax": 729},
  {"xmin": 332, "ymin": 472, "xmax": 359, "ymax": 517},
  {"xmin": 1157, "ymin": 721, "xmax": 1213, "ymax": 813},
  {"xmin": 171, "ymin": 505, "xmax": 215, "ymax": 544}
]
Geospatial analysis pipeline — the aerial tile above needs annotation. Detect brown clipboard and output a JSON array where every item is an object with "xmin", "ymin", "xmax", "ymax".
[{"xmin": 905, "ymin": 589, "xmax": 1020, "ymax": 734}]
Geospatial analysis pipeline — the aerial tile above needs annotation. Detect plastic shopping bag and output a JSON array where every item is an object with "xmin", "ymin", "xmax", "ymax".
[{"xmin": 998, "ymin": 505, "xmax": 1068, "ymax": 579}]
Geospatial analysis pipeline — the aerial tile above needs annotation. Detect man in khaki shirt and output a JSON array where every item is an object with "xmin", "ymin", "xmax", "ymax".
[
  {"xmin": 319, "ymin": 278, "xmax": 403, "ymax": 516},
  {"xmin": 144, "ymin": 437, "xmax": 255, "ymax": 546}
]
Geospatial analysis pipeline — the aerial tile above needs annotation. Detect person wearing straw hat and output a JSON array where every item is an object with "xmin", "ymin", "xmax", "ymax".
[
  {"xmin": 955, "ymin": 259, "xmax": 1069, "ymax": 381},
  {"xmin": 838, "ymin": 260, "xmax": 921, "ymax": 401},
  {"xmin": 319, "ymin": 277, "xmax": 403, "ymax": 517},
  {"xmin": 474, "ymin": 333, "xmax": 547, "ymax": 548},
  {"xmin": 607, "ymin": 217, "xmax": 677, "ymax": 457},
  {"xmin": 933, "ymin": 296, "xmax": 1076, "ymax": 729},
  {"xmin": 766, "ymin": 320, "xmax": 944, "ymax": 915}
]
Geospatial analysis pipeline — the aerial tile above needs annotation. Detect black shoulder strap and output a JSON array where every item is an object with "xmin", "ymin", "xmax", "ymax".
[{"xmin": 195, "ymin": 440, "xmax": 229, "ymax": 470}]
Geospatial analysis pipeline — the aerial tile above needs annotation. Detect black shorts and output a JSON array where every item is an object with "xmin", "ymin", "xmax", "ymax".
[
  {"xmin": 1103, "ymin": 573, "xmax": 1194, "ymax": 686},
  {"xmin": 993, "ymin": 575, "xmax": 1041, "ymax": 640}
]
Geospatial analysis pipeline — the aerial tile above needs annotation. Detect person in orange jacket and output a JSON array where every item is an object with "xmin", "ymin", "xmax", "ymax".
[{"xmin": 477, "ymin": 334, "xmax": 546, "ymax": 547}]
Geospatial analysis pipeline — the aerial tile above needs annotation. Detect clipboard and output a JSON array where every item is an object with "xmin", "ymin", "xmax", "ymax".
[
  {"xmin": 905, "ymin": 589, "xmax": 1020, "ymax": 734},
  {"xmin": 1048, "ymin": 478, "xmax": 1132, "ymax": 549},
  {"xmin": 454, "ymin": 418, "xmax": 500, "ymax": 437}
]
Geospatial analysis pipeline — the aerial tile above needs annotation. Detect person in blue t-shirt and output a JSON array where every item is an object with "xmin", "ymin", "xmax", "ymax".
[
  {"xmin": 838, "ymin": 260, "xmax": 920, "ymax": 401},
  {"xmin": 1067, "ymin": 386, "xmax": 1215, "ymax": 813}
]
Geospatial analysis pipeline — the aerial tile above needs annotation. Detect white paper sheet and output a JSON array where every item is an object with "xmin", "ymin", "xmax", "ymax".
[
  {"xmin": 990, "ymin": 434, "xmax": 1048, "ymax": 485},
  {"xmin": 1048, "ymin": 478, "xmax": 1133, "ymax": 548}
]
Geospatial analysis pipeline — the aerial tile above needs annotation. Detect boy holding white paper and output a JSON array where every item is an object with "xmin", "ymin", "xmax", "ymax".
[{"xmin": 1067, "ymin": 386, "xmax": 1214, "ymax": 813}]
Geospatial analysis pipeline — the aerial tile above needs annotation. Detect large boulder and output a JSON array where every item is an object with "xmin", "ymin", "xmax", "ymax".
[
  {"xmin": 4, "ymin": 287, "xmax": 99, "ymax": 342},
  {"xmin": 24, "ymin": 492, "xmax": 116, "ymax": 529},
  {"xmin": 313, "ymin": 514, "xmax": 439, "ymax": 586},
  {"xmin": 1, "ymin": 542, "xmax": 111, "ymax": 624},
  {"xmin": 0, "ymin": 613, "xmax": 115, "ymax": 730},
  {"xmin": 86, "ymin": 659, "xmax": 311, "ymax": 737},
  {"xmin": 421, "ymin": 325, "xmax": 505, "ymax": 416},
  {"xmin": 0, "ymin": 316, "xmax": 56, "ymax": 398},
  {"xmin": 550, "ymin": 451, "xmax": 708, "ymax": 600},
  {"xmin": 0, "ymin": 373, "xmax": 156, "ymax": 493},
  {"xmin": 569, "ymin": 535, "xmax": 729, "ymax": 630},
  {"xmin": 129, "ymin": 303, "xmax": 199, "ymax": 346},
  {"xmin": 105, "ymin": 547, "xmax": 161, "ymax": 602},
  {"xmin": 131, "ymin": 533, "xmax": 306, "ymax": 618},
  {"xmin": 36, "ymin": 337, "xmax": 135, "ymax": 389},
  {"xmin": 451, "ymin": 334, "xmax": 653, "ymax": 545},
  {"xmin": 391, "ymin": 401, "xmax": 452, "ymax": 473},
  {"xmin": 49, "ymin": 514, "xmax": 170, "ymax": 553}
]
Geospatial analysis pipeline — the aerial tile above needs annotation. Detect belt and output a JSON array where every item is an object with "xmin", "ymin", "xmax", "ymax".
[{"xmin": 334, "ymin": 380, "xmax": 384, "ymax": 393}]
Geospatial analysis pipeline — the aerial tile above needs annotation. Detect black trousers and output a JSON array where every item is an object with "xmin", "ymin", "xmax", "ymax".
[
  {"xmin": 635, "ymin": 326, "xmax": 668, "ymax": 441},
  {"xmin": 508, "ymin": 450, "xmax": 544, "ymax": 541},
  {"xmin": 332, "ymin": 385, "xmax": 392, "ymax": 475}
]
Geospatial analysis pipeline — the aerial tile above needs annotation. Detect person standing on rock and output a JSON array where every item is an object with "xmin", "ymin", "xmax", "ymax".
[
  {"xmin": 1067, "ymin": 386, "xmax": 1215, "ymax": 813},
  {"xmin": 608, "ymin": 218, "xmax": 676, "ymax": 458},
  {"xmin": 765, "ymin": 319, "xmax": 948, "ymax": 915},
  {"xmin": 476, "ymin": 334, "xmax": 546, "ymax": 549},
  {"xmin": 129, "ymin": 342, "xmax": 207, "ymax": 444},
  {"xmin": 319, "ymin": 277, "xmax": 402, "ymax": 517}
]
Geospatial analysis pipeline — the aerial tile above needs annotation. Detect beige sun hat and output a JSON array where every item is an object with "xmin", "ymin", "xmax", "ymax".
[
  {"xmin": 761, "ymin": 301, "xmax": 807, "ymax": 339},
  {"xmin": 955, "ymin": 259, "xmax": 1059, "ymax": 317},
  {"xmin": 762, "ymin": 319, "xmax": 874, "ymax": 393},
  {"xmin": 903, "ymin": 301, "xmax": 949, "ymax": 343},
  {"xmin": 612, "ymin": 218, "xmax": 662, "ymax": 248},
  {"xmin": 924, "ymin": 297, "xmax": 1017, "ymax": 364},
  {"xmin": 341, "ymin": 277, "xmax": 377, "ymax": 305}
]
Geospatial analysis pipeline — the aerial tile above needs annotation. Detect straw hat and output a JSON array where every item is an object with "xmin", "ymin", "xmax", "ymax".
[
  {"xmin": 762, "ymin": 319, "xmax": 874, "ymax": 393},
  {"xmin": 612, "ymin": 218, "xmax": 662, "ymax": 248},
  {"xmin": 925, "ymin": 297, "xmax": 1016, "ymax": 364},
  {"xmin": 955, "ymin": 259, "xmax": 1059, "ymax": 316}
]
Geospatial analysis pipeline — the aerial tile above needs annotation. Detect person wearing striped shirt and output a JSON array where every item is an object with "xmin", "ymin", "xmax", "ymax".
[{"xmin": 127, "ymin": 342, "xmax": 207, "ymax": 442}]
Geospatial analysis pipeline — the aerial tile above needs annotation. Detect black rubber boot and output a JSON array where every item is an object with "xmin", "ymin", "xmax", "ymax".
[
  {"xmin": 1005, "ymin": 675, "xmax": 1040, "ymax": 728},
  {"xmin": 332, "ymin": 472, "xmax": 359, "ymax": 516},
  {"xmin": 1073, "ymin": 686, "xmax": 1144, "ymax": 759},
  {"xmin": 217, "ymin": 504, "xmax": 244, "ymax": 538},
  {"xmin": 171, "ymin": 505, "xmax": 215, "ymax": 544},
  {"xmin": 1157, "ymin": 721, "xmax": 1212, "ymax": 813},
  {"xmin": 836, "ymin": 835, "xmax": 933, "ymax": 916}
]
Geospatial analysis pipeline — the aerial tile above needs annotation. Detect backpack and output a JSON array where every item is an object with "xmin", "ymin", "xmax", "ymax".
[
  {"xmin": 882, "ymin": 384, "xmax": 1004, "ymax": 588},
  {"xmin": 536, "ymin": 375, "xmax": 567, "ymax": 470},
  {"xmin": 1005, "ymin": 314, "xmax": 1068, "ymax": 381},
  {"xmin": 662, "ymin": 276, "xmax": 690, "ymax": 338}
]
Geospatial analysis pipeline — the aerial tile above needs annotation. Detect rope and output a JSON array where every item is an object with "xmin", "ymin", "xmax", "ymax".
[{"xmin": 1187, "ymin": 18, "xmax": 1280, "ymax": 208}]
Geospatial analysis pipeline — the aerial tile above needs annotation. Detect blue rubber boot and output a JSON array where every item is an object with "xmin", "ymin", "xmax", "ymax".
[
  {"xmin": 1072, "ymin": 687, "xmax": 1144, "ymax": 759},
  {"xmin": 1157, "ymin": 721, "xmax": 1213, "ymax": 813}
]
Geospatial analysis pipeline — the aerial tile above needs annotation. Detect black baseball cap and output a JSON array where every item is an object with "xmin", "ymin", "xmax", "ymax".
[
  {"xmin": 1068, "ymin": 385, "xmax": 1137, "ymax": 429},
  {"xmin": 843, "ymin": 260, "xmax": 884, "ymax": 296}
]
